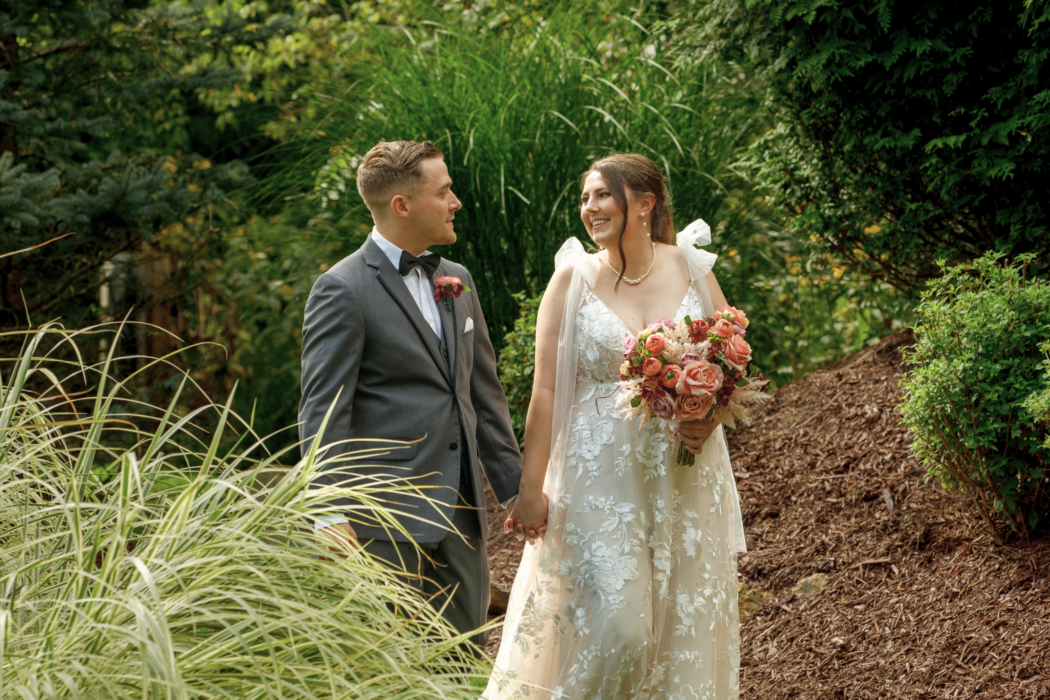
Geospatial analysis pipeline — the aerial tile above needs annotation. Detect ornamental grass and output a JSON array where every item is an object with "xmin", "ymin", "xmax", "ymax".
[{"xmin": 0, "ymin": 324, "xmax": 487, "ymax": 698}]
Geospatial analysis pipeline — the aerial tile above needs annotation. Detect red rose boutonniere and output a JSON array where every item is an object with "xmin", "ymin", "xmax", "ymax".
[{"xmin": 433, "ymin": 276, "xmax": 471, "ymax": 311}]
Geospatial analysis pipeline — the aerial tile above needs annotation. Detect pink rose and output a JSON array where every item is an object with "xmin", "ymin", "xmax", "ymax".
[
  {"xmin": 645, "ymin": 333, "xmax": 667, "ymax": 355},
  {"xmin": 711, "ymin": 318, "xmax": 735, "ymax": 339},
  {"xmin": 642, "ymin": 356, "xmax": 663, "ymax": 377},
  {"xmin": 723, "ymin": 334, "xmax": 752, "ymax": 370},
  {"xmin": 623, "ymin": 335, "xmax": 640, "ymax": 355},
  {"xmin": 720, "ymin": 304, "xmax": 749, "ymax": 330},
  {"xmin": 433, "ymin": 276, "xmax": 464, "ymax": 295},
  {"xmin": 650, "ymin": 390, "xmax": 676, "ymax": 419},
  {"xmin": 676, "ymin": 393, "xmax": 713, "ymax": 421},
  {"xmin": 680, "ymin": 351, "xmax": 702, "ymax": 365},
  {"xmin": 660, "ymin": 364, "xmax": 682, "ymax": 389},
  {"xmin": 647, "ymin": 317, "xmax": 676, "ymax": 334},
  {"xmin": 677, "ymin": 361, "xmax": 723, "ymax": 396}
]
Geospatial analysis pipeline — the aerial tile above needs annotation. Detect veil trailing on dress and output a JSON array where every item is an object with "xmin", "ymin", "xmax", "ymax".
[{"xmin": 488, "ymin": 222, "xmax": 747, "ymax": 697}]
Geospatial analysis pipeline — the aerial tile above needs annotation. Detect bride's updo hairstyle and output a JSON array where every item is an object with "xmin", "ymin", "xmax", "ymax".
[{"xmin": 583, "ymin": 153, "xmax": 675, "ymax": 287}]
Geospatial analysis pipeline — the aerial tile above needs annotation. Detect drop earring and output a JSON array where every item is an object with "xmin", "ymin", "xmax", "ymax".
[{"xmin": 642, "ymin": 211, "xmax": 650, "ymax": 237}]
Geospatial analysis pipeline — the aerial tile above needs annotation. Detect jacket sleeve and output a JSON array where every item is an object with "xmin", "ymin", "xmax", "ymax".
[
  {"xmin": 299, "ymin": 272, "xmax": 365, "ymax": 495},
  {"xmin": 465, "ymin": 270, "xmax": 523, "ymax": 504}
]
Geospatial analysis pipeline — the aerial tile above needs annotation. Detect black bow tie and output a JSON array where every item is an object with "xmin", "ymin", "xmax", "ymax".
[{"xmin": 398, "ymin": 250, "xmax": 441, "ymax": 278}]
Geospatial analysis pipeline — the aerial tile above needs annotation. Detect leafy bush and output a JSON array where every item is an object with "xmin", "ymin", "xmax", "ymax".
[
  {"xmin": 899, "ymin": 254, "xmax": 1050, "ymax": 543},
  {"xmin": 1023, "ymin": 341, "xmax": 1050, "ymax": 452},
  {"xmin": 497, "ymin": 292, "xmax": 541, "ymax": 447},
  {"xmin": 0, "ymin": 326, "xmax": 487, "ymax": 698},
  {"xmin": 676, "ymin": 0, "xmax": 1050, "ymax": 291}
]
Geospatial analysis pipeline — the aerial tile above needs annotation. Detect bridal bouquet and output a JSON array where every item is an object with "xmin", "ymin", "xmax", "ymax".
[{"xmin": 617, "ymin": 305, "xmax": 772, "ymax": 465}]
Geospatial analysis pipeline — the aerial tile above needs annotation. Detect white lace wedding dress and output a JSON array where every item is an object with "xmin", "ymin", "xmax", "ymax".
[{"xmin": 485, "ymin": 229, "xmax": 745, "ymax": 700}]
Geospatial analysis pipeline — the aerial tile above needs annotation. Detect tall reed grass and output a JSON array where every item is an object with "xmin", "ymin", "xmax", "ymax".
[
  {"xmin": 0, "ymin": 325, "xmax": 487, "ymax": 698},
  {"xmin": 309, "ymin": 7, "xmax": 769, "ymax": 338}
]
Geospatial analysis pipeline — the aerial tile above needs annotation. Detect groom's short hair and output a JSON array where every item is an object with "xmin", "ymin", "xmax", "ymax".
[{"xmin": 357, "ymin": 140, "xmax": 445, "ymax": 214}]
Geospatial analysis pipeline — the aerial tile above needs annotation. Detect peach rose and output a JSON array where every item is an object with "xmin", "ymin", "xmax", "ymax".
[
  {"xmin": 660, "ymin": 364, "xmax": 682, "ymax": 389},
  {"xmin": 720, "ymin": 304, "xmax": 749, "ymax": 330},
  {"xmin": 642, "ymin": 356, "xmax": 663, "ymax": 377},
  {"xmin": 676, "ymin": 392, "xmax": 713, "ymax": 421},
  {"xmin": 677, "ymin": 361, "xmax": 723, "ymax": 396},
  {"xmin": 645, "ymin": 333, "xmax": 667, "ymax": 355},
  {"xmin": 711, "ymin": 318, "xmax": 735, "ymax": 339},
  {"xmin": 650, "ymin": 390, "xmax": 676, "ymax": 419},
  {"xmin": 723, "ymin": 334, "xmax": 752, "ymax": 371}
]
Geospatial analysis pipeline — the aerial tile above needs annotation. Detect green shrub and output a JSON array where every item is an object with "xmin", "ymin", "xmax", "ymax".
[
  {"xmin": 0, "ymin": 326, "xmax": 488, "ymax": 698},
  {"xmin": 899, "ymin": 253, "xmax": 1050, "ymax": 543},
  {"xmin": 675, "ymin": 0, "xmax": 1050, "ymax": 292},
  {"xmin": 497, "ymin": 292, "xmax": 541, "ymax": 447},
  {"xmin": 1023, "ymin": 341, "xmax": 1050, "ymax": 452}
]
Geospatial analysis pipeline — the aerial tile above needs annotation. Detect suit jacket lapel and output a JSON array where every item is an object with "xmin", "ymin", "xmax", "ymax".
[
  {"xmin": 363, "ymin": 238, "xmax": 453, "ymax": 386},
  {"xmin": 435, "ymin": 262, "xmax": 459, "ymax": 388}
]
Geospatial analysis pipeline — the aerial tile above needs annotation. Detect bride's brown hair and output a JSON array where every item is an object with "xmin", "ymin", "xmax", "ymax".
[{"xmin": 582, "ymin": 153, "xmax": 675, "ymax": 287}]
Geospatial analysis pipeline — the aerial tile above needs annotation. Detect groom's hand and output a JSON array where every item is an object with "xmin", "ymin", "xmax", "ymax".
[
  {"xmin": 678, "ymin": 418, "xmax": 719, "ymax": 454},
  {"xmin": 318, "ymin": 522, "xmax": 358, "ymax": 559}
]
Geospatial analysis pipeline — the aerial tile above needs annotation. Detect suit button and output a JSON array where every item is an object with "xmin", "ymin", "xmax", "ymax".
[{"xmin": 450, "ymin": 442, "xmax": 458, "ymax": 451}]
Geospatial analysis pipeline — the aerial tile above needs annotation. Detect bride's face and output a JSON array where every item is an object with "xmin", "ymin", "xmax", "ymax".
[{"xmin": 580, "ymin": 171, "xmax": 625, "ymax": 250}]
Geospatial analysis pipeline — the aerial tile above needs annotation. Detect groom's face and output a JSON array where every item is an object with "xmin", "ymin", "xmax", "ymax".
[{"xmin": 410, "ymin": 158, "xmax": 462, "ymax": 248}]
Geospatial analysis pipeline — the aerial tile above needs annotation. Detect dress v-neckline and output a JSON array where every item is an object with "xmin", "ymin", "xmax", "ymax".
[{"xmin": 584, "ymin": 285, "xmax": 693, "ymax": 337}]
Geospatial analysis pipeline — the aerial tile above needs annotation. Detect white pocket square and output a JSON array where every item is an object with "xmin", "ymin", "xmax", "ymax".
[{"xmin": 463, "ymin": 317, "xmax": 474, "ymax": 333}]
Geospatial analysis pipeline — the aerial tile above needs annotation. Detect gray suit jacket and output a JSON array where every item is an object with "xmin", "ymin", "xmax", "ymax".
[{"xmin": 298, "ymin": 235, "xmax": 522, "ymax": 543}]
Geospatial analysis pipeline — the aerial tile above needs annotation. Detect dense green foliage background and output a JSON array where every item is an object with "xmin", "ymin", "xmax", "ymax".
[
  {"xmin": 678, "ymin": 0, "xmax": 1050, "ymax": 290},
  {"xmin": 4, "ymin": 0, "xmax": 1043, "ymax": 452}
]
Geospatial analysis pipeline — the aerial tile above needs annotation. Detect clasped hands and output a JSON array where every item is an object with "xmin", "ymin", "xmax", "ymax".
[{"xmin": 504, "ymin": 418, "xmax": 719, "ymax": 544}]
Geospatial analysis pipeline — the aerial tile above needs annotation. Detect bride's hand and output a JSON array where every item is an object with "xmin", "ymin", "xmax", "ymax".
[
  {"xmin": 505, "ymin": 491, "xmax": 549, "ymax": 545},
  {"xmin": 678, "ymin": 418, "xmax": 719, "ymax": 454}
]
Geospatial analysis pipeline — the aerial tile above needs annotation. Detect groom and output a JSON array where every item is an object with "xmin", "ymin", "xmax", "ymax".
[{"xmin": 298, "ymin": 140, "xmax": 523, "ymax": 650}]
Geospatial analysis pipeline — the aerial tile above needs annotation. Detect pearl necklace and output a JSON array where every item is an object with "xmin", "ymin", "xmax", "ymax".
[{"xmin": 605, "ymin": 240, "xmax": 656, "ymax": 285}]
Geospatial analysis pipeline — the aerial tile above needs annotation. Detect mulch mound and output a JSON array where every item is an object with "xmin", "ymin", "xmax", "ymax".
[{"xmin": 485, "ymin": 329, "xmax": 1050, "ymax": 697}]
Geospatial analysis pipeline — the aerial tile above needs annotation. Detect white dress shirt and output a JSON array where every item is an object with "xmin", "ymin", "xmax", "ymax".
[{"xmin": 370, "ymin": 229, "xmax": 443, "ymax": 340}]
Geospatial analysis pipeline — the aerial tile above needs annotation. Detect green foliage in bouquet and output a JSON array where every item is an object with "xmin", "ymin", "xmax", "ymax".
[
  {"xmin": 675, "ymin": 0, "xmax": 1050, "ymax": 291},
  {"xmin": 0, "ymin": 325, "xmax": 488, "ymax": 698},
  {"xmin": 899, "ymin": 253, "xmax": 1050, "ymax": 543}
]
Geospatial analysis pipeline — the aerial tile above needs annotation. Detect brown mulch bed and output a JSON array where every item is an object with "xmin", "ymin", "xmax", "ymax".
[{"xmin": 485, "ymin": 329, "xmax": 1050, "ymax": 697}]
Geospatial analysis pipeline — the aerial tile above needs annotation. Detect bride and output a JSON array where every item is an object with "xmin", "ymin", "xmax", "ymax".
[{"xmin": 487, "ymin": 154, "xmax": 746, "ymax": 699}]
